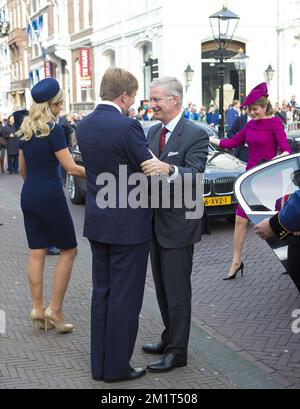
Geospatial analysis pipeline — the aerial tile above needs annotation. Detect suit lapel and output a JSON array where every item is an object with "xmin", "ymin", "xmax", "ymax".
[{"xmin": 160, "ymin": 116, "xmax": 185, "ymax": 161}]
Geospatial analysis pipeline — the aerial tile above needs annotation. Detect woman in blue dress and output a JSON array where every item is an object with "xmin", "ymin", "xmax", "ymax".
[{"xmin": 19, "ymin": 78, "xmax": 85, "ymax": 333}]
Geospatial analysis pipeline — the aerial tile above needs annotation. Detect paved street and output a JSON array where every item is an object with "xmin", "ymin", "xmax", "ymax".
[{"xmin": 0, "ymin": 173, "xmax": 299, "ymax": 389}]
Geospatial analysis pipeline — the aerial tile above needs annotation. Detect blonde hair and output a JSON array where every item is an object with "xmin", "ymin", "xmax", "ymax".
[
  {"xmin": 100, "ymin": 68, "xmax": 138, "ymax": 101},
  {"xmin": 21, "ymin": 89, "xmax": 64, "ymax": 141},
  {"xmin": 249, "ymin": 96, "xmax": 274, "ymax": 117}
]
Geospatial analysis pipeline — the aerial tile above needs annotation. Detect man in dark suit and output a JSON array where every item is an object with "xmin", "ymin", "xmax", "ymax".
[
  {"xmin": 76, "ymin": 68, "xmax": 153, "ymax": 383},
  {"xmin": 141, "ymin": 77, "xmax": 209, "ymax": 372},
  {"xmin": 227, "ymin": 100, "xmax": 240, "ymax": 130},
  {"xmin": 227, "ymin": 113, "xmax": 249, "ymax": 162}
]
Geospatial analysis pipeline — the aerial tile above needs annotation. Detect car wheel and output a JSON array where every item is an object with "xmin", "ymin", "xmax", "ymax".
[{"xmin": 68, "ymin": 174, "xmax": 85, "ymax": 205}]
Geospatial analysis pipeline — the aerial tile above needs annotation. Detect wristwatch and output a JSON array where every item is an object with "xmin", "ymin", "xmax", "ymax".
[{"xmin": 169, "ymin": 165, "xmax": 176, "ymax": 176}]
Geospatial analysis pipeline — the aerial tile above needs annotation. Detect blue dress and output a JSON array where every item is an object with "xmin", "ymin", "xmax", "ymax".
[{"xmin": 20, "ymin": 124, "xmax": 77, "ymax": 250}]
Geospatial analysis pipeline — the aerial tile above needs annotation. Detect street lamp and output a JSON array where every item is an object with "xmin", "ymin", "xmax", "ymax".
[
  {"xmin": 209, "ymin": 6, "xmax": 240, "ymax": 138},
  {"xmin": 265, "ymin": 64, "xmax": 275, "ymax": 85},
  {"xmin": 184, "ymin": 64, "xmax": 194, "ymax": 93},
  {"xmin": 0, "ymin": 20, "xmax": 10, "ymax": 37},
  {"xmin": 232, "ymin": 48, "xmax": 249, "ymax": 102}
]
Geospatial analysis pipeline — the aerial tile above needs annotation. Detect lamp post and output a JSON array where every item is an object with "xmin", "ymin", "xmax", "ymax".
[
  {"xmin": 0, "ymin": 20, "xmax": 10, "ymax": 37},
  {"xmin": 265, "ymin": 64, "xmax": 275, "ymax": 85},
  {"xmin": 232, "ymin": 48, "xmax": 249, "ymax": 103},
  {"xmin": 184, "ymin": 64, "xmax": 194, "ymax": 93},
  {"xmin": 209, "ymin": 6, "xmax": 240, "ymax": 138}
]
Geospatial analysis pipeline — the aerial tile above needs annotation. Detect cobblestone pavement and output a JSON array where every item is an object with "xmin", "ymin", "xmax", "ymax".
[{"xmin": 0, "ymin": 173, "xmax": 299, "ymax": 389}]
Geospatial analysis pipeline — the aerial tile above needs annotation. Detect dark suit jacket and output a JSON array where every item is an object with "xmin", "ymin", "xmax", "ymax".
[
  {"xmin": 227, "ymin": 115, "xmax": 249, "ymax": 162},
  {"xmin": 76, "ymin": 104, "xmax": 153, "ymax": 245},
  {"xmin": 147, "ymin": 116, "xmax": 209, "ymax": 248},
  {"xmin": 227, "ymin": 108, "xmax": 240, "ymax": 130}
]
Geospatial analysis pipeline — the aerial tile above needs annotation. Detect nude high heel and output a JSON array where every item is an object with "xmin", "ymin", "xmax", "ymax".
[
  {"xmin": 44, "ymin": 307, "xmax": 74, "ymax": 333},
  {"xmin": 223, "ymin": 262, "xmax": 244, "ymax": 281},
  {"xmin": 30, "ymin": 309, "xmax": 46, "ymax": 331},
  {"xmin": 30, "ymin": 309, "xmax": 55, "ymax": 331}
]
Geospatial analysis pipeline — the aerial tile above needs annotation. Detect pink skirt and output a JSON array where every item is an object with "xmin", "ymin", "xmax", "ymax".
[{"xmin": 236, "ymin": 204, "xmax": 248, "ymax": 220}]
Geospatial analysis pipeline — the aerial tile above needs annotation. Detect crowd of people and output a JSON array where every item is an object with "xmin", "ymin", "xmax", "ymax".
[
  {"xmin": 1, "ymin": 94, "xmax": 298, "ymax": 176},
  {"xmin": 0, "ymin": 111, "xmax": 85, "ymax": 177},
  {"xmin": 0, "ymin": 71, "xmax": 300, "ymax": 385},
  {"xmin": 181, "ymin": 94, "xmax": 300, "ymax": 130}
]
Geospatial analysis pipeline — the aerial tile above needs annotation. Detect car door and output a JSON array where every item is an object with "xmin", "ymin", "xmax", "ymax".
[{"xmin": 235, "ymin": 154, "xmax": 300, "ymax": 269}]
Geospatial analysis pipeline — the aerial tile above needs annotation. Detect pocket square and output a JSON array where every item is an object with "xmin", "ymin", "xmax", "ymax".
[{"xmin": 168, "ymin": 152, "xmax": 179, "ymax": 157}]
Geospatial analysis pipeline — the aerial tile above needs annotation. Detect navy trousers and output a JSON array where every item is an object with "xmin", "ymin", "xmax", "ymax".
[
  {"xmin": 90, "ymin": 240, "xmax": 150, "ymax": 380},
  {"xmin": 7, "ymin": 155, "xmax": 19, "ymax": 174},
  {"xmin": 288, "ymin": 238, "xmax": 300, "ymax": 293}
]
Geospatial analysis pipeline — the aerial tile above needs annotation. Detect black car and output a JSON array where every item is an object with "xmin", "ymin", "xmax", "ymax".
[{"xmin": 68, "ymin": 122, "xmax": 246, "ymax": 219}]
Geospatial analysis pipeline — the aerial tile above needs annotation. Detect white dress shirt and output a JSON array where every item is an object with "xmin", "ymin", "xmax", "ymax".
[
  {"xmin": 100, "ymin": 101, "xmax": 122, "ymax": 114},
  {"xmin": 162, "ymin": 111, "xmax": 183, "ymax": 181}
]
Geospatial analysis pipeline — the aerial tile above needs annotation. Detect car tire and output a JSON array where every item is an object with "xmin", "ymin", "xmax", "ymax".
[{"xmin": 68, "ymin": 174, "xmax": 85, "ymax": 205}]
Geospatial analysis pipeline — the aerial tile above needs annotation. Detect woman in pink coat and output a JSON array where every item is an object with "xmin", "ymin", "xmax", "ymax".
[{"xmin": 210, "ymin": 83, "xmax": 291, "ymax": 280}]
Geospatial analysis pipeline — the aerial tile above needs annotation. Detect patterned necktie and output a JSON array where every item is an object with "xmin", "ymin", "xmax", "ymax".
[{"xmin": 160, "ymin": 127, "xmax": 168, "ymax": 154}]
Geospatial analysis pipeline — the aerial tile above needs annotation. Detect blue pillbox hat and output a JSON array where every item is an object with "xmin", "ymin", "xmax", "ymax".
[
  {"xmin": 31, "ymin": 78, "xmax": 60, "ymax": 103},
  {"xmin": 13, "ymin": 109, "xmax": 29, "ymax": 131}
]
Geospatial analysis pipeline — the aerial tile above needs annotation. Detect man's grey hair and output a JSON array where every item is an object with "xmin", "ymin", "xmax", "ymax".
[{"xmin": 150, "ymin": 77, "xmax": 183, "ymax": 106}]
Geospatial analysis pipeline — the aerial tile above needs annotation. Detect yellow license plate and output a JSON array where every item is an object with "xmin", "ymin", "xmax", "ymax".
[{"xmin": 204, "ymin": 196, "xmax": 232, "ymax": 207}]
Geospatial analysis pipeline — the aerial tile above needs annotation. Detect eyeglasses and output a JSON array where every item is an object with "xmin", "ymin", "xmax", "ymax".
[{"xmin": 149, "ymin": 97, "xmax": 174, "ymax": 104}]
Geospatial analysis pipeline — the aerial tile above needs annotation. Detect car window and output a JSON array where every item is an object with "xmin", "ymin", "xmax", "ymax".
[
  {"xmin": 239, "ymin": 158, "xmax": 300, "ymax": 212},
  {"xmin": 235, "ymin": 155, "xmax": 300, "ymax": 271}
]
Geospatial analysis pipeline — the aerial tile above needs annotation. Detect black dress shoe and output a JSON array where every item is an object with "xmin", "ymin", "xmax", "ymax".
[
  {"xmin": 147, "ymin": 352, "xmax": 187, "ymax": 373},
  {"xmin": 103, "ymin": 367, "xmax": 146, "ymax": 383},
  {"xmin": 142, "ymin": 341, "xmax": 167, "ymax": 355},
  {"xmin": 92, "ymin": 376, "xmax": 102, "ymax": 382}
]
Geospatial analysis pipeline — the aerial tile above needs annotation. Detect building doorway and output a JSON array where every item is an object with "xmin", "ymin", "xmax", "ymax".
[
  {"xmin": 201, "ymin": 40, "xmax": 246, "ymax": 110},
  {"xmin": 142, "ymin": 42, "xmax": 153, "ymax": 100}
]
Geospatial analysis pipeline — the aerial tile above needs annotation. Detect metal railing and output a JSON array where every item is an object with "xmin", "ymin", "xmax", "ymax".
[{"xmin": 286, "ymin": 122, "xmax": 300, "ymax": 133}]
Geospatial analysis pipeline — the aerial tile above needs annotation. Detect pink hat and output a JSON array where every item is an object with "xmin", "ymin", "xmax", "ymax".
[{"xmin": 242, "ymin": 82, "xmax": 269, "ymax": 107}]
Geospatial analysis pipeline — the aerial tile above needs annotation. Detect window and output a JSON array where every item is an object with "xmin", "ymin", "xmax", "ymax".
[
  {"xmin": 74, "ymin": 0, "xmax": 80, "ymax": 33},
  {"xmin": 240, "ymin": 159, "xmax": 300, "ymax": 212},
  {"xmin": 289, "ymin": 64, "xmax": 293, "ymax": 86},
  {"xmin": 83, "ymin": 0, "xmax": 90, "ymax": 29}
]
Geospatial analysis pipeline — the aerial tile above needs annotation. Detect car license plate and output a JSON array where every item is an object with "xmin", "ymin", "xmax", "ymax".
[{"xmin": 204, "ymin": 196, "xmax": 232, "ymax": 207}]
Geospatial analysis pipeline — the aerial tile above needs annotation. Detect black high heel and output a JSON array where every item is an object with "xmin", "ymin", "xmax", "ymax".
[{"xmin": 223, "ymin": 262, "xmax": 244, "ymax": 281}]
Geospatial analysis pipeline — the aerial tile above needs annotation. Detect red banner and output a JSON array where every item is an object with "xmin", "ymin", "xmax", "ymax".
[
  {"xmin": 80, "ymin": 48, "xmax": 92, "ymax": 88},
  {"xmin": 44, "ymin": 60, "xmax": 53, "ymax": 78}
]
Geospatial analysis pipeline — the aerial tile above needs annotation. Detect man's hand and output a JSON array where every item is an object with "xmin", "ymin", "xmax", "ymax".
[
  {"xmin": 294, "ymin": 231, "xmax": 300, "ymax": 237},
  {"xmin": 254, "ymin": 219, "xmax": 275, "ymax": 240},
  {"xmin": 141, "ymin": 157, "xmax": 170, "ymax": 176}
]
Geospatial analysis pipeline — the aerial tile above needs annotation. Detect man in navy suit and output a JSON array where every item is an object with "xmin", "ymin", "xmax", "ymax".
[
  {"xmin": 227, "ymin": 113, "xmax": 249, "ymax": 162},
  {"xmin": 76, "ymin": 68, "xmax": 153, "ymax": 382},
  {"xmin": 141, "ymin": 77, "xmax": 209, "ymax": 372},
  {"xmin": 227, "ymin": 100, "xmax": 240, "ymax": 130}
]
